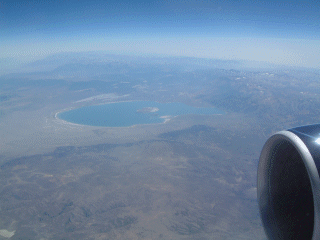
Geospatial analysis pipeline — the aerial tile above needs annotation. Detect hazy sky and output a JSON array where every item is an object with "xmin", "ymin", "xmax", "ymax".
[{"xmin": 1, "ymin": 0, "xmax": 320, "ymax": 68}]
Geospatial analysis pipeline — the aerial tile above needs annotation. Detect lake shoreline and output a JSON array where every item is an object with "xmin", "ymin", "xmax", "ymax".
[{"xmin": 55, "ymin": 100, "xmax": 223, "ymax": 128}]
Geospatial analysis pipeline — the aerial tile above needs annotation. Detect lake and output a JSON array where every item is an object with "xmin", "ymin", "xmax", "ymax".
[{"xmin": 58, "ymin": 101, "xmax": 223, "ymax": 127}]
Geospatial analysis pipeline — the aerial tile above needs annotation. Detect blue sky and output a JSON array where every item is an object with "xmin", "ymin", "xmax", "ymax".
[{"xmin": 1, "ymin": 0, "xmax": 320, "ymax": 68}]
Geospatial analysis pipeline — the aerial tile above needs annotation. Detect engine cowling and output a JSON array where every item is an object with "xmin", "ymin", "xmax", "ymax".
[{"xmin": 258, "ymin": 124, "xmax": 320, "ymax": 240}]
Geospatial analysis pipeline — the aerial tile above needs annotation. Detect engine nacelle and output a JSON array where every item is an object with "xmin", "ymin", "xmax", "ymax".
[{"xmin": 258, "ymin": 124, "xmax": 320, "ymax": 240}]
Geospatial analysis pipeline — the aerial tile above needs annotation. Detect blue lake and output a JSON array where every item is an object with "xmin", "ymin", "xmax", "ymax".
[{"xmin": 58, "ymin": 101, "xmax": 223, "ymax": 127}]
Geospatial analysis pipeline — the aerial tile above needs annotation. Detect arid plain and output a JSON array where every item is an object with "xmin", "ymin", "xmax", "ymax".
[{"xmin": 1, "ymin": 55, "xmax": 320, "ymax": 239}]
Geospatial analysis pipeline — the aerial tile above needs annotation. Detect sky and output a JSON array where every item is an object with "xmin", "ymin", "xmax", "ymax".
[{"xmin": 1, "ymin": 0, "xmax": 320, "ymax": 68}]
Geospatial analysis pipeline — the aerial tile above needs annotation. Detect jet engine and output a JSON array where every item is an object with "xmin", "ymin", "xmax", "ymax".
[{"xmin": 257, "ymin": 124, "xmax": 320, "ymax": 240}]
